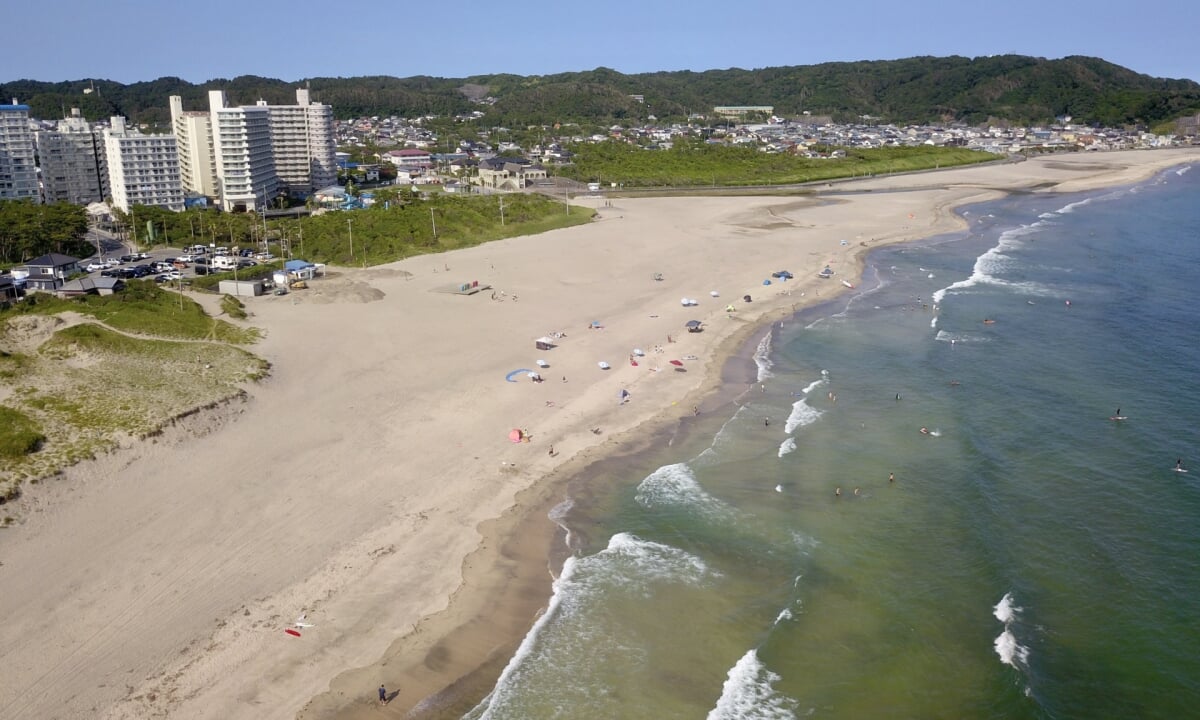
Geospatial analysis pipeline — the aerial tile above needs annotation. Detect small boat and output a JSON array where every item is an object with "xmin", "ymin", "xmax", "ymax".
[
  {"xmin": 818, "ymin": 266, "xmax": 834, "ymax": 279},
  {"xmin": 842, "ymin": 280, "xmax": 854, "ymax": 289}
]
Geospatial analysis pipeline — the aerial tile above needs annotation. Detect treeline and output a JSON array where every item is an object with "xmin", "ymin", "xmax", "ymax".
[
  {"xmin": 4, "ymin": 55, "xmax": 1198, "ymax": 129},
  {"xmin": 0, "ymin": 201, "xmax": 91, "ymax": 266}
]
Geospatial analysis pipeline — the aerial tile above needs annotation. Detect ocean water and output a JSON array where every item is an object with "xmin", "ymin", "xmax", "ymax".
[{"xmin": 464, "ymin": 164, "xmax": 1200, "ymax": 719}]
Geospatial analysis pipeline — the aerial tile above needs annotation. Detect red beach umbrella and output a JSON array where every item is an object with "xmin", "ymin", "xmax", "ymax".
[{"xmin": 669, "ymin": 360, "xmax": 684, "ymax": 367}]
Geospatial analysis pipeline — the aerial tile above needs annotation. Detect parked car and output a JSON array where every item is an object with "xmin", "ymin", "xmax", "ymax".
[
  {"xmin": 176, "ymin": 254, "xmax": 194, "ymax": 263},
  {"xmin": 194, "ymin": 265, "xmax": 210, "ymax": 276},
  {"xmin": 119, "ymin": 254, "xmax": 137, "ymax": 263},
  {"xmin": 85, "ymin": 262, "xmax": 106, "ymax": 272}
]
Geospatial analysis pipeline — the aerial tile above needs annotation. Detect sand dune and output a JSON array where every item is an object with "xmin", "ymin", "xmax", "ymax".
[{"xmin": 0, "ymin": 148, "xmax": 1195, "ymax": 720}]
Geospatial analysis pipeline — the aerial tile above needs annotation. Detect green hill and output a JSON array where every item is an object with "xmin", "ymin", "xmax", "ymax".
[{"xmin": 4, "ymin": 55, "xmax": 1198, "ymax": 128}]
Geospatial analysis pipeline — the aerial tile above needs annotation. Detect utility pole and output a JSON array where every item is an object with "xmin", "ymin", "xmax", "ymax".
[
  {"xmin": 430, "ymin": 207, "xmax": 437, "ymax": 238},
  {"xmin": 347, "ymin": 218, "xmax": 354, "ymax": 260},
  {"xmin": 499, "ymin": 196, "xmax": 505, "ymax": 226}
]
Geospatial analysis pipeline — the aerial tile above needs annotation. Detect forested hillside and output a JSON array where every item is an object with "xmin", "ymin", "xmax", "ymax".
[{"xmin": 4, "ymin": 55, "xmax": 1197, "ymax": 128}]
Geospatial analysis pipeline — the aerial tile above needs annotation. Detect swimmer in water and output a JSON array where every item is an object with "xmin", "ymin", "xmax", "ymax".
[
  {"xmin": 889, "ymin": 472, "xmax": 895, "ymax": 482},
  {"xmin": 920, "ymin": 427, "xmax": 930, "ymax": 435},
  {"xmin": 1177, "ymin": 458, "xmax": 1184, "ymax": 471}
]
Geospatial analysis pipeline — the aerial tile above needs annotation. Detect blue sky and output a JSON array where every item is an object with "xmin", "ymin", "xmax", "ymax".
[{"xmin": 6, "ymin": 0, "xmax": 1195, "ymax": 84}]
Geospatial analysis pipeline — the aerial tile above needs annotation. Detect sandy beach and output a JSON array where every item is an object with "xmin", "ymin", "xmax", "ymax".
[{"xmin": 0, "ymin": 148, "xmax": 1196, "ymax": 720}]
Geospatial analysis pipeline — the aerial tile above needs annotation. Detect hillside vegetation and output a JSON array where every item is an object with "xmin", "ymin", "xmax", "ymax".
[{"xmin": 4, "ymin": 56, "xmax": 1197, "ymax": 129}]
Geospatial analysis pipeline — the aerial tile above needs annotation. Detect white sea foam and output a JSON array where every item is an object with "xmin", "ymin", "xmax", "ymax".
[
  {"xmin": 774, "ymin": 607, "xmax": 794, "ymax": 624},
  {"xmin": 1038, "ymin": 212, "xmax": 1057, "ymax": 219},
  {"xmin": 548, "ymin": 497, "xmax": 575, "ymax": 549},
  {"xmin": 930, "ymin": 316, "xmax": 938, "ymax": 329},
  {"xmin": 778, "ymin": 437, "xmax": 797, "ymax": 458},
  {"xmin": 635, "ymin": 463, "xmax": 735, "ymax": 522},
  {"xmin": 1177, "ymin": 165, "xmax": 1191, "ymax": 176},
  {"xmin": 706, "ymin": 650, "xmax": 800, "ymax": 720},
  {"xmin": 754, "ymin": 332, "xmax": 775, "ymax": 381},
  {"xmin": 994, "ymin": 591, "xmax": 1019, "ymax": 623},
  {"xmin": 992, "ymin": 592, "xmax": 1031, "ymax": 670},
  {"xmin": 784, "ymin": 398, "xmax": 823, "ymax": 434},
  {"xmin": 931, "ymin": 223, "xmax": 1048, "ymax": 305},
  {"xmin": 470, "ymin": 535, "xmax": 715, "ymax": 718},
  {"xmin": 1055, "ymin": 197, "xmax": 1093, "ymax": 214},
  {"xmin": 935, "ymin": 330, "xmax": 989, "ymax": 344},
  {"xmin": 800, "ymin": 378, "xmax": 825, "ymax": 395}
]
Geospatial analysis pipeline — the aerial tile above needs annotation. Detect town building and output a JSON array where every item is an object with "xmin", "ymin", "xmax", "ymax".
[
  {"xmin": 209, "ymin": 90, "xmax": 279, "ymax": 212},
  {"xmin": 103, "ymin": 116, "xmax": 185, "ymax": 213},
  {"xmin": 171, "ymin": 89, "xmax": 336, "ymax": 211},
  {"xmin": 0, "ymin": 103, "xmax": 41, "ymax": 202},
  {"xmin": 36, "ymin": 109, "xmax": 109, "ymax": 205},
  {"xmin": 267, "ymin": 88, "xmax": 337, "ymax": 197},
  {"xmin": 170, "ymin": 95, "xmax": 219, "ymax": 198}
]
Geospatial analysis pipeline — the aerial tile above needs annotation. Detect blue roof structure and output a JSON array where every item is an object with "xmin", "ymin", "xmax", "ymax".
[
  {"xmin": 0, "ymin": 104, "xmax": 31, "ymax": 111},
  {"xmin": 285, "ymin": 260, "xmax": 314, "ymax": 271}
]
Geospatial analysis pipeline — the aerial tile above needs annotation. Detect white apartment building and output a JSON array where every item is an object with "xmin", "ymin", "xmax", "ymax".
[
  {"xmin": 171, "ymin": 89, "xmax": 336, "ymax": 210},
  {"xmin": 209, "ymin": 90, "xmax": 279, "ymax": 212},
  {"xmin": 268, "ymin": 88, "xmax": 337, "ymax": 195},
  {"xmin": 169, "ymin": 95, "xmax": 218, "ymax": 198},
  {"xmin": 0, "ymin": 102, "xmax": 41, "ymax": 202},
  {"xmin": 36, "ymin": 109, "xmax": 109, "ymax": 205},
  {"xmin": 104, "ymin": 116, "xmax": 185, "ymax": 213}
]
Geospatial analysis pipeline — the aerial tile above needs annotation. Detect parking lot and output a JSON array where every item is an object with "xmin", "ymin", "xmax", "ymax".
[{"xmin": 84, "ymin": 246, "xmax": 273, "ymax": 285}]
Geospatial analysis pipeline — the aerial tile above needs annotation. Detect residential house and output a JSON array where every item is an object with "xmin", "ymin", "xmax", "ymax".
[
  {"xmin": 22, "ymin": 253, "xmax": 81, "ymax": 292},
  {"xmin": 382, "ymin": 148, "xmax": 433, "ymax": 170},
  {"xmin": 475, "ymin": 157, "xmax": 548, "ymax": 190}
]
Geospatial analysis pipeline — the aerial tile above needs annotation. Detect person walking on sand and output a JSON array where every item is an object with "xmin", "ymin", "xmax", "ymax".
[{"xmin": 379, "ymin": 684, "xmax": 388, "ymax": 704}]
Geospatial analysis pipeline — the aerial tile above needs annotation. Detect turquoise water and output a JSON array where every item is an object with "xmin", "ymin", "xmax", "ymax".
[{"xmin": 465, "ymin": 165, "xmax": 1200, "ymax": 719}]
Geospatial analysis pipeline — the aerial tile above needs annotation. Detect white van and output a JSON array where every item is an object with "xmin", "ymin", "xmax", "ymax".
[{"xmin": 212, "ymin": 255, "xmax": 239, "ymax": 271}]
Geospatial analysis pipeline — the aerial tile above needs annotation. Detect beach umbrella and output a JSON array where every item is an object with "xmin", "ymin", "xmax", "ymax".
[
  {"xmin": 710, "ymin": 290, "xmax": 719, "ymax": 297},
  {"xmin": 508, "ymin": 429, "xmax": 523, "ymax": 443},
  {"xmin": 505, "ymin": 368, "xmax": 534, "ymax": 382},
  {"xmin": 632, "ymin": 348, "xmax": 645, "ymax": 357},
  {"xmin": 669, "ymin": 360, "xmax": 684, "ymax": 367},
  {"xmin": 685, "ymin": 320, "xmax": 702, "ymax": 329},
  {"xmin": 536, "ymin": 359, "xmax": 549, "ymax": 368},
  {"xmin": 598, "ymin": 361, "xmax": 611, "ymax": 370}
]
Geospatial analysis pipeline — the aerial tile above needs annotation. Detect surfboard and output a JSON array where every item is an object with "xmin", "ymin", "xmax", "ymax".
[
  {"xmin": 1175, "ymin": 468, "xmax": 1189, "ymax": 473},
  {"xmin": 1110, "ymin": 416, "xmax": 1128, "ymax": 421}
]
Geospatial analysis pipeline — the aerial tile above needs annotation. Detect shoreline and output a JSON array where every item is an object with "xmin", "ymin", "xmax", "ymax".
[
  {"xmin": 300, "ymin": 150, "xmax": 1200, "ymax": 719},
  {"xmin": 1, "ymin": 149, "xmax": 1196, "ymax": 720}
]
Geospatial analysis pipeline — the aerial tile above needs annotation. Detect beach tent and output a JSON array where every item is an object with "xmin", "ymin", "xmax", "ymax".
[
  {"xmin": 536, "ymin": 359, "xmax": 549, "ymax": 368},
  {"xmin": 598, "ymin": 361, "xmax": 611, "ymax": 370},
  {"xmin": 726, "ymin": 304, "xmax": 737, "ymax": 312},
  {"xmin": 535, "ymin": 337, "xmax": 556, "ymax": 350},
  {"xmin": 506, "ymin": 368, "xmax": 534, "ymax": 382},
  {"xmin": 508, "ymin": 428, "xmax": 524, "ymax": 443},
  {"xmin": 685, "ymin": 320, "xmax": 703, "ymax": 332},
  {"xmin": 743, "ymin": 295, "xmax": 752, "ymax": 303},
  {"xmin": 762, "ymin": 279, "xmax": 772, "ymax": 286},
  {"xmin": 632, "ymin": 348, "xmax": 645, "ymax": 357},
  {"xmin": 710, "ymin": 291, "xmax": 720, "ymax": 297}
]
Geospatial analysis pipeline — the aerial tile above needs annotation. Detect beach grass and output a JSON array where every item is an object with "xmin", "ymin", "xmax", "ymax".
[{"xmin": 1, "ymin": 282, "xmax": 261, "ymax": 345}]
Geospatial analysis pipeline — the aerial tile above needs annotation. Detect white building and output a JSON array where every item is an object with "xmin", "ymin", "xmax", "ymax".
[
  {"xmin": 103, "ymin": 116, "xmax": 185, "ymax": 213},
  {"xmin": 180, "ymin": 89, "xmax": 335, "ymax": 211},
  {"xmin": 0, "ymin": 102, "xmax": 41, "ymax": 202},
  {"xmin": 267, "ymin": 88, "xmax": 337, "ymax": 196},
  {"xmin": 36, "ymin": 109, "xmax": 108, "ymax": 205},
  {"xmin": 169, "ymin": 95, "xmax": 218, "ymax": 198},
  {"xmin": 209, "ymin": 90, "xmax": 279, "ymax": 212}
]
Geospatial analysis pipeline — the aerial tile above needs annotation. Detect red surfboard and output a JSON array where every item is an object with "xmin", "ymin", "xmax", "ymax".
[{"xmin": 285, "ymin": 628, "xmax": 301, "ymax": 637}]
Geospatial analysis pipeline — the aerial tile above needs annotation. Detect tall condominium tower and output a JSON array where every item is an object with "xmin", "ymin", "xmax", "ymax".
[
  {"xmin": 36, "ymin": 109, "xmax": 109, "ymax": 205},
  {"xmin": 209, "ymin": 90, "xmax": 279, "ymax": 212},
  {"xmin": 268, "ymin": 88, "xmax": 337, "ymax": 195},
  {"xmin": 0, "ymin": 102, "xmax": 41, "ymax": 202},
  {"xmin": 103, "ymin": 116, "xmax": 185, "ymax": 213},
  {"xmin": 170, "ymin": 88, "xmax": 336, "ymax": 210},
  {"xmin": 169, "ymin": 95, "xmax": 218, "ymax": 198}
]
